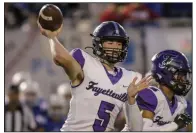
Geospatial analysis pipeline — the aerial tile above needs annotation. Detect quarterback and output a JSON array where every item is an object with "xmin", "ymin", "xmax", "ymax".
[{"xmin": 38, "ymin": 21, "xmax": 151, "ymax": 131}]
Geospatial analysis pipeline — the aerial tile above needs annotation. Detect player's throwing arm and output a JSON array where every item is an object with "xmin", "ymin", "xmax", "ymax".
[{"xmin": 37, "ymin": 4, "xmax": 84, "ymax": 86}]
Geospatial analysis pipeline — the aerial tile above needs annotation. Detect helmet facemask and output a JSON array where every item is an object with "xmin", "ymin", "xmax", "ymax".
[
  {"xmin": 92, "ymin": 35, "xmax": 129, "ymax": 64},
  {"xmin": 169, "ymin": 68, "xmax": 192, "ymax": 96},
  {"xmin": 19, "ymin": 80, "xmax": 40, "ymax": 107},
  {"xmin": 49, "ymin": 94, "xmax": 66, "ymax": 120},
  {"xmin": 154, "ymin": 57, "xmax": 192, "ymax": 96}
]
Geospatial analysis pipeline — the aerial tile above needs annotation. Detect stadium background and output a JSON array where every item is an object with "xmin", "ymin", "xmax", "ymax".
[{"xmin": 5, "ymin": 3, "xmax": 192, "ymax": 131}]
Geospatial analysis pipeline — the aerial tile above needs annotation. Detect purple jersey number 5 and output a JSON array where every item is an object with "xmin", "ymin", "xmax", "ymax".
[{"xmin": 93, "ymin": 101, "xmax": 115, "ymax": 131}]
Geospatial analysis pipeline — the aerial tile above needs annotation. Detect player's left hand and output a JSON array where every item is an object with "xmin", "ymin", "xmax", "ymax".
[
  {"xmin": 127, "ymin": 75, "xmax": 152, "ymax": 104},
  {"xmin": 174, "ymin": 113, "xmax": 192, "ymax": 129}
]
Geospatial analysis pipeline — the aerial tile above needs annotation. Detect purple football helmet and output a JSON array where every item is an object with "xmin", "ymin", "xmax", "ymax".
[
  {"xmin": 151, "ymin": 50, "xmax": 192, "ymax": 96},
  {"xmin": 90, "ymin": 21, "xmax": 129, "ymax": 64}
]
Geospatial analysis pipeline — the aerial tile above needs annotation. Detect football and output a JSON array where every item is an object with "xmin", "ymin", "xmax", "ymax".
[{"xmin": 38, "ymin": 4, "xmax": 63, "ymax": 32}]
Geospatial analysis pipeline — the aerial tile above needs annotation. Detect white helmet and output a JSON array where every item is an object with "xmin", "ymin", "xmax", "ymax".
[
  {"xmin": 49, "ymin": 94, "xmax": 65, "ymax": 107},
  {"xmin": 57, "ymin": 83, "xmax": 71, "ymax": 98},
  {"xmin": 49, "ymin": 94, "xmax": 66, "ymax": 118},
  {"xmin": 57, "ymin": 83, "xmax": 71, "ymax": 116},
  {"xmin": 19, "ymin": 80, "xmax": 40, "ymax": 94},
  {"xmin": 19, "ymin": 80, "xmax": 40, "ymax": 106},
  {"xmin": 12, "ymin": 71, "xmax": 32, "ymax": 86}
]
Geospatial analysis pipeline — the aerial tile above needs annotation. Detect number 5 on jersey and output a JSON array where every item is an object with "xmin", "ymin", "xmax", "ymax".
[{"xmin": 93, "ymin": 101, "xmax": 115, "ymax": 131}]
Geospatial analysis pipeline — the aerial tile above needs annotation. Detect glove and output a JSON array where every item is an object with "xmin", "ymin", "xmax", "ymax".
[{"xmin": 174, "ymin": 113, "xmax": 192, "ymax": 129}]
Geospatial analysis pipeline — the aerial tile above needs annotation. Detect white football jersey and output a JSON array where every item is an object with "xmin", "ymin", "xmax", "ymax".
[
  {"xmin": 136, "ymin": 86, "xmax": 187, "ymax": 127},
  {"xmin": 60, "ymin": 48, "xmax": 142, "ymax": 131}
]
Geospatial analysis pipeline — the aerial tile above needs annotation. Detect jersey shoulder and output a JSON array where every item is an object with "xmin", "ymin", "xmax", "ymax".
[
  {"xmin": 119, "ymin": 67, "xmax": 142, "ymax": 82},
  {"xmin": 70, "ymin": 48, "xmax": 98, "ymax": 69},
  {"xmin": 136, "ymin": 86, "xmax": 160, "ymax": 113},
  {"xmin": 70, "ymin": 48, "xmax": 87, "ymax": 68}
]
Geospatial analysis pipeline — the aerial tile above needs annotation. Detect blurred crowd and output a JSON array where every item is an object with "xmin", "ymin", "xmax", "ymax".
[
  {"xmin": 5, "ymin": 71, "xmax": 71, "ymax": 131},
  {"xmin": 5, "ymin": 3, "xmax": 192, "ymax": 29}
]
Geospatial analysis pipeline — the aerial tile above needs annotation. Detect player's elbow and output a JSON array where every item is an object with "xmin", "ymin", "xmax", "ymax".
[
  {"xmin": 53, "ymin": 54, "xmax": 70, "ymax": 66},
  {"xmin": 53, "ymin": 57, "xmax": 61, "ymax": 66},
  {"xmin": 52, "ymin": 53, "xmax": 61, "ymax": 65}
]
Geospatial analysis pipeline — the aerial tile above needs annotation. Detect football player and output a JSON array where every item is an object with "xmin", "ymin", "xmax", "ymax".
[
  {"xmin": 19, "ymin": 80, "xmax": 48, "ymax": 131},
  {"xmin": 57, "ymin": 83, "xmax": 72, "ymax": 117},
  {"xmin": 136, "ymin": 50, "xmax": 192, "ymax": 131},
  {"xmin": 5, "ymin": 71, "xmax": 32, "ymax": 104},
  {"xmin": 38, "ymin": 21, "xmax": 152, "ymax": 131},
  {"xmin": 45, "ymin": 94, "xmax": 66, "ymax": 131}
]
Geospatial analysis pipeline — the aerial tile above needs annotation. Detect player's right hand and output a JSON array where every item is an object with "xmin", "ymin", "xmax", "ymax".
[
  {"xmin": 37, "ymin": 21, "xmax": 62, "ymax": 39},
  {"xmin": 127, "ymin": 75, "xmax": 152, "ymax": 104},
  {"xmin": 174, "ymin": 113, "xmax": 192, "ymax": 129}
]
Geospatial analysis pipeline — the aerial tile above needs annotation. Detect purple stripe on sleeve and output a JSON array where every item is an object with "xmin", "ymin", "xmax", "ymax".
[
  {"xmin": 71, "ymin": 48, "xmax": 85, "ymax": 68},
  {"xmin": 136, "ymin": 88, "xmax": 158, "ymax": 113}
]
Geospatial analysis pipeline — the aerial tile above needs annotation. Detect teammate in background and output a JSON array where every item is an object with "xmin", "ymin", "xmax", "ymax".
[
  {"xmin": 38, "ymin": 20, "xmax": 152, "ymax": 131},
  {"xmin": 45, "ymin": 94, "xmax": 66, "ymax": 131},
  {"xmin": 116, "ymin": 71, "xmax": 160, "ymax": 131},
  {"xmin": 19, "ymin": 80, "xmax": 49, "ymax": 131},
  {"xmin": 57, "ymin": 83, "xmax": 72, "ymax": 117},
  {"xmin": 136, "ymin": 50, "xmax": 192, "ymax": 131}
]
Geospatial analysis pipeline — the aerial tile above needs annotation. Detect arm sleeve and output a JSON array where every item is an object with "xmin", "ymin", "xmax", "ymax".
[
  {"xmin": 142, "ymin": 118, "xmax": 178, "ymax": 131},
  {"xmin": 122, "ymin": 101, "xmax": 143, "ymax": 131},
  {"xmin": 136, "ymin": 88, "xmax": 158, "ymax": 113},
  {"xmin": 70, "ymin": 48, "xmax": 86, "ymax": 69}
]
